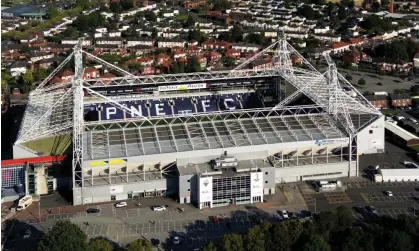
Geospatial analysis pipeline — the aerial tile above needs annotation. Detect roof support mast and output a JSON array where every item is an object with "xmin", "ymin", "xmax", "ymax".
[{"xmin": 73, "ymin": 38, "xmax": 85, "ymax": 204}]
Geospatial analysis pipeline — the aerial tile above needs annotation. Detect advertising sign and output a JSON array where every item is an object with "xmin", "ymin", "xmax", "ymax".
[
  {"xmin": 250, "ymin": 172, "xmax": 263, "ymax": 197},
  {"xmin": 158, "ymin": 83, "xmax": 207, "ymax": 92},
  {"xmin": 199, "ymin": 176, "xmax": 213, "ymax": 203}
]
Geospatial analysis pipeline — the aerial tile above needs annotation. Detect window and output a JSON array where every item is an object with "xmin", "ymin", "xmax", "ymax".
[
  {"xmin": 265, "ymin": 181, "xmax": 268, "ymax": 184},
  {"xmin": 187, "ymin": 180, "xmax": 190, "ymax": 183},
  {"xmin": 369, "ymin": 130, "xmax": 373, "ymax": 134},
  {"xmin": 265, "ymin": 172, "xmax": 268, "ymax": 175},
  {"xmin": 188, "ymin": 189, "xmax": 190, "ymax": 191}
]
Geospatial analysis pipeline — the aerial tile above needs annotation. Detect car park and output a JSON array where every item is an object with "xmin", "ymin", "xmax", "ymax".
[
  {"xmin": 115, "ymin": 202, "xmax": 127, "ymax": 208},
  {"xmin": 384, "ymin": 191, "xmax": 393, "ymax": 197},
  {"xmin": 152, "ymin": 205, "xmax": 166, "ymax": 211},
  {"xmin": 86, "ymin": 208, "xmax": 100, "ymax": 214}
]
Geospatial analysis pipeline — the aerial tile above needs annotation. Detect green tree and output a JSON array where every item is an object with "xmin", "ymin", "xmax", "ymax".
[
  {"xmin": 38, "ymin": 220, "xmax": 87, "ymax": 251},
  {"xmin": 110, "ymin": 2, "xmax": 122, "ymax": 13},
  {"xmin": 345, "ymin": 74, "xmax": 353, "ymax": 81},
  {"xmin": 63, "ymin": 27, "xmax": 77, "ymax": 37},
  {"xmin": 126, "ymin": 239, "xmax": 152, "ymax": 251},
  {"xmin": 302, "ymin": 235, "xmax": 331, "ymax": 251},
  {"xmin": 47, "ymin": 6, "xmax": 60, "ymax": 19},
  {"xmin": 338, "ymin": 5, "xmax": 347, "ymax": 20},
  {"xmin": 358, "ymin": 78, "xmax": 366, "ymax": 85},
  {"xmin": 187, "ymin": 56, "xmax": 202, "ymax": 72},
  {"xmin": 34, "ymin": 69, "xmax": 49, "ymax": 81},
  {"xmin": 222, "ymin": 233, "xmax": 244, "ymax": 251},
  {"xmin": 121, "ymin": 0, "xmax": 134, "ymax": 10},
  {"xmin": 20, "ymin": 44, "xmax": 31, "ymax": 54},
  {"xmin": 22, "ymin": 70, "xmax": 33, "ymax": 85},
  {"xmin": 232, "ymin": 25, "xmax": 243, "ymax": 42},
  {"xmin": 186, "ymin": 14, "xmax": 196, "ymax": 27},
  {"xmin": 76, "ymin": 0, "xmax": 90, "ymax": 9},
  {"xmin": 188, "ymin": 29, "xmax": 203, "ymax": 42},
  {"xmin": 172, "ymin": 61, "xmax": 180, "ymax": 73},
  {"xmin": 297, "ymin": 5, "xmax": 316, "ymax": 20},
  {"xmin": 151, "ymin": 28, "xmax": 158, "ymax": 39},
  {"xmin": 341, "ymin": 228, "xmax": 375, "ymax": 251},
  {"xmin": 246, "ymin": 225, "xmax": 265, "ymax": 251},
  {"xmin": 202, "ymin": 241, "xmax": 218, "ymax": 251},
  {"xmin": 88, "ymin": 238, "xmax": 113, "ymax": 251},
  {"xmin": 335, "ymin": 206, "xmax": 355, "ymax": 231},
  {"xmin": 224, "ymin": 57, "xmax": 236, "ymax": 67}
]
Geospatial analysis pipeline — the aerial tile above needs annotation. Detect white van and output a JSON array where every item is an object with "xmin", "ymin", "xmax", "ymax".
[{"xmin": 16, "ymin": 195, "xmax": 33, "ymax": 211}]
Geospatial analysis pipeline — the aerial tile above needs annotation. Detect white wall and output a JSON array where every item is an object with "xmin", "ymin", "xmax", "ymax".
[
  {"xmin": 357, "ymin": 115, "xmax": 385, "ymax": 154},
  {"xmin": 275, "ymin": 162, "xmax": 350, "ymax": 183}
]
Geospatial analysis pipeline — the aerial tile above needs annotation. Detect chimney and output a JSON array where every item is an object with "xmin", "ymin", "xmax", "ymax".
[{"xmin": 388, "ymin": 0, "xmax": 394, "ymax": 13}]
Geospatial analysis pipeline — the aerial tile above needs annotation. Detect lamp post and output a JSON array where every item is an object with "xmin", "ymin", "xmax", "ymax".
[{"xmin": 314, "ymin": 198, "xmax": 317, "ymax": 214}]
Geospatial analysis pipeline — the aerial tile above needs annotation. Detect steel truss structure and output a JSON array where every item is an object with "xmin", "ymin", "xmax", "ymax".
[{"xmin": 15, "ymin": 35, "xmax": 381, "ymax": 204}]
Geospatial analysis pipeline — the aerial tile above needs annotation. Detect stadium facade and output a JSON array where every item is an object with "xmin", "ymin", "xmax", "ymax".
[{"xmin": 13, "ymin": 36, "xmax": 384, "ymax": 208}]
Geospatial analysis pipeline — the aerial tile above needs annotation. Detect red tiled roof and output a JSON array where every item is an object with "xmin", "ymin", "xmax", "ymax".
[
  {"xmin": 331, "ymin": 42, "xmax": 349, "ymax": 49},
  {"xmin": 2, "ymin": 155, "xmax": 66, "ymax": 167}
]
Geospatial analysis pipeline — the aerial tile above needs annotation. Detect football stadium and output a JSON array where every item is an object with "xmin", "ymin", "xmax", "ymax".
[{"xmin": 12, "ymin": 37, "xmax": 384, "ymax": 208}]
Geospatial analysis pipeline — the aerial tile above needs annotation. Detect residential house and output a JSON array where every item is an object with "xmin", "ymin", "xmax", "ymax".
[
  {"xmin": 196, "ymin": 55, "xmax": 208, "ymax": 68},
  {"xmin": 37, "ymin": 57, "xmax": 61, "ymax": 69},
  {"xmin": 186, "ymin": 45, "xmax": 201, "ymax": 55},
  {"xmin": 208, "ymin": 51, "xmax": 222, "ymax": 62},
  {"xmin": 108, "ymin": 31, "xmax": 122, "ymax": 37},
  {"xmin": 140, "ymin": 66, "xmax": 161, "ymax": 75},
  {"xmin": 347, "ymin": 37, "xmax": 365, "ymax": 47},
  {"xmin": 390, "ymin": 93, "xmax": 412, "ymax": 107},
  {"xmin": 10, "ymin": 63, "xmax": 27, "ymax": 77},
  {"xmin": 157, "ymin": 39, "xmax": 185, "ymax": 48},
  {"xmin": 128, "ymin": 45, "xmax": 154, "ymax": 56},
  {"xmin": 126, "ymin": 38, "xmax": 155, "ymax": 47},
  {"xmin": 414, "ymin": 52, "xmax": 419, "ymax": 68},
  {"xmin": 156, "ymin": 53, "xmax": 171, "ymax": 67},
  {"xmin": 225, "ymin": 49, "xmax": 241, "ymax": 59},
  {"xmin": 202, "ymin": 40, "xmax": 232, "ymax": 50},
  {"xmin": 250, "ymin": 59, "xmax": 271, "ymax": 70},
  {"xmin": 231, "ymin": 43, "xmax": 260, "ymax": 52},
  {"xmin": 184, "ymin": 0, "xmax": 207, "ymax": 9},
  {"xmin": 29, "ymin": 52, "xmax": 54, "ymax": 63},
  {"xmin": 62, "ymin": 37, "xmax": 93, "ymax": 46},
  {"xmin": 365, "ymin": 95, "xmax": 389, "ymax": 109},
  {"xmin": 331, "ymin": 42, "xmax": 350, "ymax": 54},
  {"xmin": 95, "ymin": 38, "xmax": 124, "ymax": 46},
  {"xmin": 137, "ymin": 57, "xmax": 154, "ymax": 66},
  {"xmin": 83, "ymin": 67, "xmax": 100, "ymax": 79},
  {"xmin": 314, "ymin": 33, "xmax": 341, "ymax": 42},
  {"xmin": 374, "ymin": 58, "xmax": 412, "ymax": 73}
]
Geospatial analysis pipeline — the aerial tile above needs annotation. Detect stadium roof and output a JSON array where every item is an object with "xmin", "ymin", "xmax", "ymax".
[{"xmin": 83, "ymin": 111, "xmax": 346, "ymax": 160}]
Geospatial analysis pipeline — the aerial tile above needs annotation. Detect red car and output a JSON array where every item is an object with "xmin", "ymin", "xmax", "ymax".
[{"xmin": 211, "ymin": 216, "xmax": 219, "ymax": 223}]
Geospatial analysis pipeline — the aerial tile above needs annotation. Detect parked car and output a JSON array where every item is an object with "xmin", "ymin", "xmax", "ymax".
[
  {"xmin": 281, "ymin": 210, "xmax": 289, "ymax": 219},
  {"xmin": 115, "ymin": 202, "xmax": 128, "ymax": 208},
  {"xmin": 152, "ymin": 205, "xmax": 166, "ymax": 211},
  {"xmin": 86, "ymin": 208, "xmax": 100, "ymax": 214},
  {"xmin": 173, "ymin": 236, "xmax": 180, "ymax": 245},
  {"xmin": 384, "ymin": 191, "xmax": 393, "ymax": 197},
  {"xmin": 23, "ymin": 230, "xmax": 31, "ymax": 239},
  {"xmin": 366, "ymin": 206, "xmax": 378, "ymax": 214},
  {"xmin": 211, "ymin": 216, "xmax": 219, "ymax": 223}
]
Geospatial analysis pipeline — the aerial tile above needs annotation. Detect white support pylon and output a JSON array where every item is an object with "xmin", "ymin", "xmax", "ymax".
[{"xmin": 72, "ymin": 38, "xmax": 85, "ymax": 204}]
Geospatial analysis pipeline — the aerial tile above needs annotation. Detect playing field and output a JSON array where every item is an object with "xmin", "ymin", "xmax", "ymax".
[{"xmin": 22, "ymin": 134, "xmax": 72, "ymax": 156}]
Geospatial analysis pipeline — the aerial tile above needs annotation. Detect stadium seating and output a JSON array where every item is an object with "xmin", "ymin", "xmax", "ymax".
[{"xmin": 84, "ymin": 92, "xmax": 265, "ymax": 121}]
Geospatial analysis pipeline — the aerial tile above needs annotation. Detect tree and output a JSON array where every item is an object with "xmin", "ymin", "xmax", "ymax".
[
  {"xmin": 187, "ymin": 56, "xmax": 202, "ymax": 72},
  {"xmin": 38, "ymin": 220, "xmax": 87, "ymax": 251},
  {"xmin": 222, "ymin": 233, "xmax": 244, "ymax": 251},
  {"xmin": 384, "ymin": 230, "xmax": 414, "ymax": 251},
  {"xmin": 20, "ymin": 44, "xmax": 31, "ymax": 54},
  {"xmin": 22, "ymin": 70, "xmax": 33, "ymax": 85},
  {"xmin": 202, "ymin": 241, "xmax": 218, "ymax": 251},
  {"xmin": 232, "ymin": 25, "xmax": 244, "ymax": 42},
  {"xmin": 186, "ymin": 14, "xmax": 196, "ymax": 27},
  {"xmin": 297, "ymin": 5, "xmax": 316, "ymax": 20},
  {"xmin": 188, "ymin": 29, "xmax": 203, "ymax": 42},
  {"xmin": 63, "ymin": 27, "xmax": 77, "ymax": 37},
  {"xmin": 302, "ymin": 235, "xmax": 331, "ymax": 251},
  {"xmin": 34, "ymin": 69, "xmax": 49, "ymax": 82},
  {"xmin": 126, "ymin": 239, "xmax": 152, "ymax": 251},
  {"xmin": 224, "ymin": 57, "xmax": 236, "ymax": 67},
  {"xmin": 76, "ymin": 0, "xmax": 90, "ymax": 9},
  {"xmin": 338, "ymin": 5, "xmax": 347, "ymax": 20},
  {"xmin": 121, "ymin": 0, "xmax": 134, "ymax": 10},
  {"xmin": 110, "ymin": 2, "xmax": 122, "ymax": 13},
  {"xmin": 335, "ymin": 206, "xmax": 355, "ymax": 231},
  {"xmin": 246, "ymin": 225, "xmax": 265, "ymax": 251},
  {"xmin": 123, "ymin": 27, "xmax": 139, "ymax": 38},
  {"xmin": 345, "ymin": 74, "xmax": 353, "ymax": 81},
  {"xmin": 172, "ymin": 61, "xmax": 180, "ymax": 73},
  {"xmin": 88, "ymin": 238, "xmax": 113, "ymax": 251},
  {"xmin": 358, "ymin": 78, "xmax": 366, "ymax": 85},
  {"xmin": 47, "ymin": 6, "xmax": 60, "ymax": 19},
  {"xmin": 151, "ymin": 28, "xmax": 158, "ymax": 39},
  {"xmin": 341, "ymin": 228, "xmax": 375, "ymax": 251}
]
